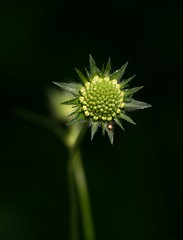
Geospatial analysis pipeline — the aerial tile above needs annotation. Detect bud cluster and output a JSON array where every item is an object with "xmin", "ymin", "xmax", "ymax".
[{"xmin": 79, "ymin": 76, "xmax": 125, "ymax": 122}]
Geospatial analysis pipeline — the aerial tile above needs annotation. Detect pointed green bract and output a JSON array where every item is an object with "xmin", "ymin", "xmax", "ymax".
[
  {"xmin": 85, "ymin": 67, "xmax": 90, "ymax": 79},
  {"xmin": 120, "ymin": 75, "xmax": 136, "ymax": 89},
  {"xmin": 53, "ymin": 82, "xmax": 81, "ymax": 96},
  {"xmin": 89, "ymin": 55, "xmax": 100, "ymax": 77},
  {"xmin": 66, "ymin": 112, "xmax": 86, "ymax": 125},
  {"xmin": 61, "ymin": 98, "xmax": 79, "ymax": 105},
  {"xmin": 101, "ymin": 122, "xmax": 107, "ymax": 135},
  {"xmin": 75, "ymin": 68, "xmax": 88, "ymax": 83},
  {"xmin": 106, "ymin": 127, "xmax": 114, "ymax": 144},
  {"xmin": 118, "ymin": 112, "xmax": 136, "ymax": 125},
  {"xmin": 91, "ymin": 122, "xmax": 99, "ymax": 140},
  {"xmin": 100, "ymin": 64, "xmax": 105, "ymax": 76},
  {"xmin": 124, "ymin": 86, "xmax": 144, "ymax": 97},
  {"xmin": 104, "ymin": 57, "xmax": 111, "ymax": 77},
  {"xmin": 124, "ymin": 99, "xmax": 151, "ymax": 111},
  {"xmin": 67, "ymin": 108, "xmax": 81, "ymax": 117},
  {"xmin": 110, "ymin": 62, "xmax": 128, "ymax": 81},
  {"xmin": 114, "ymin": 117, "xmax": 125, "ymax": 130}
]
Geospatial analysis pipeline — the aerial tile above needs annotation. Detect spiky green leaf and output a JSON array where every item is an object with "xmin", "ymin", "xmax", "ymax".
[
  {"xmin": 124, "ymin": 99, "xmax": 152, "ymax": 111},
  {"xmin": 91, "ymin": 122, "xmax": 100, "ymax": 140},
  {"xmin": 104, "ymin": 57, "xmax": 111, "ymax": 77},
  {"xmin": 124, "ymin": 86, "xmax": 144, "ymax": 97},
  {"xmin": 89, "ymin": 54, "xmax": 100, "ymax": 76},
  {"xmin": 118, "ymin": 112, "xmax": 136, "ymax": 125},
  {"xmin": 114, "ymin": 117, "xmax": 125, "ymax": 131},
  {"xmin": 75, "ymin": 68, "xmax": 88, "ymax": 83},
  {"xmin": 53, "ymin": 82, "xmax": 81, "ymax": 96},
  {"xmin": 106, "ymin": 127, "xmax": 114, "ymax": 144},
  {"xmin": 110, "ymin": 62, "xmax": 128, "ymax": 81},
  {"xmin": 120, "ymin": 75, "xmax": 136, "ymax": 89}
]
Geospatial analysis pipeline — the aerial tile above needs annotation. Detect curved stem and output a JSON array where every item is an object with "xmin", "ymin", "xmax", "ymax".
[
  {"xmin": 68, "ymin": 124, "xmax": 95, "ymax": 240},
  {"xmin": 15, "ymin": 107, "xmax": 95, "ymax": 240},
  {"xmin": 14, "ymin": 107, "xmax": 66, "ymax": 144},
  {"xmin": 68, "ymin": 155, "xmax": 80, "ymax": 240},
  {"xmin": 72, "ymin": 149, "xmax": 95, "ymax": 240}
]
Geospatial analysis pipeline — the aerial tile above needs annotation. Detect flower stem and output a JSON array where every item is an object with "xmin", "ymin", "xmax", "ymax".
[
  {"xmin": 68, "ymin": 154, "xmax": 80, "ymax": 240},
  {"xmin": 15, "ymin": 107, "xmax": 95, "ymax": 239},
  {"xmin": 68, "ymin": 124, "xmax": 95, "ymax": 240},
  {"xmin": 14, "ymin": 107, "xmax": 66, "ymax": 144},
  {"xmin": 72, "ymin": 149, "xmax": 95, "ymax": 240}
]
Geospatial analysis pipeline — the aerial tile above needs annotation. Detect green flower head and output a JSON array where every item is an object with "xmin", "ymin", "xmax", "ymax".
[{"xmin": 53, "ymin": 55, "xmax": 151, "ymax": 144}]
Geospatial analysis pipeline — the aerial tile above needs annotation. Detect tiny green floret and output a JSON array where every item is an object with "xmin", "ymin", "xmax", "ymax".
[{"xmin": 53, "ymin": 55, "xmax": 151, "ymax": 144}]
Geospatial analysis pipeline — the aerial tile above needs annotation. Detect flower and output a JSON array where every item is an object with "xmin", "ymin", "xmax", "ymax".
[{"xmin": 53, "ymin": 55, "xmax": 151, "ymax": 144}]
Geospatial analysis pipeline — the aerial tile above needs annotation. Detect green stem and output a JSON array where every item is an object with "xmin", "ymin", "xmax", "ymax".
[
  {"xmin": 15, "ymin": 107, "xmax": 95, "ymax": 240},
  {"xmin": 72, "ymin": 149, "xmax": 95, "ymax": 240},
  {"xmin": 14, "ymin": 107, "xmax": 66, "ymax": 144},
  {"xmin": 68, "ymin": 124, "xmax": 95, "ymax": 240},
  {"xmin": 68, "ymin": 155, "xmax": 80, "ymax": 240}
]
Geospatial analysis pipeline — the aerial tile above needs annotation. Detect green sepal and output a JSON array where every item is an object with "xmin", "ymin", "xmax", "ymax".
[
  {"xmin": 118, "ymin": 112, "xmax": 136, "ymax": 125},
  {"xmin": 53, "ymin": 82, "xmax": 81, "ymax": 96},
  {"xmin": 124, "ymin": 86, "xmax": 144, "ymax": 97},
  {"xmin": 91, "ymin": 121, "xmax": 100, "ymax": 140},
  {"xmin": 75, "ymin": 68, "xmax": 88, "ymax": 83},
  {"xmin": 89, "ymin": 54, "xmax": 100, "ymax": 77},
  {"xmin": 104, "ymin": 57, "xmax": 111, "ymax": 77},
  {"xmin": 106, "ymin": 127, "xmax": 114, "ymax": 144},
  {"xmin": 114, "ymin": 117, "xmax": 125, "ymax": 131},
  {"xmin": 101, "ymin": 122, "xmax": 107, "ymax": 135},
  {"xmin": 124, "ymin": 99, "xmax": 152, "ymax": 111},
  {"xmin": 120, "ymin": 75, "xmax": 136, "ymax": 89},
  {"xmin": 66, "ymin": 112, "xmax": 86, "ymax": 126},
  {"xmin": 110, "ymin": 62, "xmax": 128, "ymax": 81},
  {"xmin": 61, "ymin": 97, "xmax": 79, "ymax": 105}
]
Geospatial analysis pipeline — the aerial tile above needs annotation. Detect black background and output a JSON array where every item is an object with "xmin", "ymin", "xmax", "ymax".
[{"xmin": 1, "ymin": 0, "xmax": 183, "ymax": 240}]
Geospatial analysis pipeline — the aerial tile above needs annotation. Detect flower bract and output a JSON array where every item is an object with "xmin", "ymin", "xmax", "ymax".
[{"xmin": 53, "ymin": 55, "xmax": 151, "ymax": 144}]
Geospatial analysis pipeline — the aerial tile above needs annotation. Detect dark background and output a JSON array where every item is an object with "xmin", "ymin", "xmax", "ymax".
[{"xmin": 1, "ymin": 0, "xmax": 183, "ymax": 240}]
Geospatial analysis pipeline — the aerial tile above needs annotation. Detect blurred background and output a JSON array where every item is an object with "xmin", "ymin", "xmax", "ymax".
[{"xmin": 0, "ymin": 0, "xmax": 183, "ymax": 239}]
